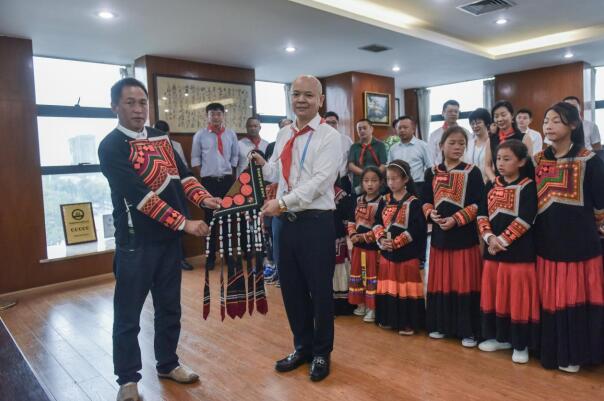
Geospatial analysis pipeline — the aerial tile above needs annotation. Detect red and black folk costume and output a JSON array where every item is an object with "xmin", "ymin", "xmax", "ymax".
[
  {"xmin": 347, "ymin": 194, "xmax": 381, "ymax": 310},
  {"xmin": 477, "ymin": 176, "xmax": 540, "ymax": 352},
  {"xmin": 372, "ymin": 193, "xmax": 427, "ymax": 331},
  {"xmin": 533, "ymin": 146, "xmax": 604, "ymax": 369},
  {"xmin": 422, "ymin": 162, "xmax": 484, "ymax": 339}
]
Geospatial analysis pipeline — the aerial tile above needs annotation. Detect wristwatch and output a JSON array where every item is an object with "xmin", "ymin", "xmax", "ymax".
[{"xmin": 278, "ymin": 198, "xmax": 288, "ymax": 213}]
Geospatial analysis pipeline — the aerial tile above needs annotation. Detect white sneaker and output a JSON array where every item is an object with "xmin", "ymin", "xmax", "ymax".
[
  {"xmin": 558, "ymin": 365, "xmax": 580, "ymax": 373},
  {"xmin": 478, "ymin": 339, "xmax": 512, "ymax": 352},
  {"xmin": 461, "ymin": 337, "xmax": 478, "ymax": 348},
  {"xmin": 363, "ymin": 309, "xmax": 375, "ymax": 322},
  {"xmin": 512, "ymin": 348, "xmax": 529, "ymax": 364},
  {"xmin": 398, "ymin": 329, "xmax": 414, "ymax": 336},
  {"xmin": 158, "ymin": 365, "xmax": 200, "ymax": 383},
  {"xmin": 353, "ymin": 304, "xmax": 367, "ymax": 316},
  {"xmin": 116, "ymin": 382, "xmax": 139, "ymax": 401},
  {"xmin": 429, "ymin": 331, "xmax": 445, "ymax": 339}
]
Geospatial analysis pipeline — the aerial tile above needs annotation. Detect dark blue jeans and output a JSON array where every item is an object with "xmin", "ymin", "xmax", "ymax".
[{"xmin": 112, "ymin": 236, "xmax": 182, "ymax": 385}]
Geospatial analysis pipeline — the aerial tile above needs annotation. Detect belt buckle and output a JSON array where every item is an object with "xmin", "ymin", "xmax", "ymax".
[{"xmin": 284, "ymin": 211, "xmax": 297, "ymax": 222}]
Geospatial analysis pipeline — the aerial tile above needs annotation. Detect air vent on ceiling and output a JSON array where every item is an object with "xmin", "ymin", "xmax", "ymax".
[
  {"xmin": 358, "ymin": 44, "xmax": 392, "ymax": 53},
  {"xmin": 457, "ymin": 0, "xmax": 516, "ymax": 16}
]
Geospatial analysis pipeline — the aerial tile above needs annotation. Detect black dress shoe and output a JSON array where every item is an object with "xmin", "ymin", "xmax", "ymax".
[
  {"xmin": 181, "ymin": 260, "xmax": 194, "ymax": 271},
  {"xmin": 309, "ymin": 356, "xmax": 330, "ymax": 382},
  {"xmin": 275, "ymin": 351, "xmax": 312, "ymax": 372},
  {"xmin": 205, "ymin": 259, "xmax": 215, "ymax": 271}
]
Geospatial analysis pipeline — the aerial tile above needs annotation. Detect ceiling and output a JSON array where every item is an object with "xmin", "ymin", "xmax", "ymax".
[{"xmin": 1, "ymin": 0, "xmax": 604, "ymax": 90}]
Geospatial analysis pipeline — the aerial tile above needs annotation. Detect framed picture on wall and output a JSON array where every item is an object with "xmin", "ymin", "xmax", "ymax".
[
  {"xmin": 154, "ymin": 74, "xmax": 255, "ymax": 134},
  {"xmin": 364, "ymin": 91, "xmax": 391, "ymax": 126}
]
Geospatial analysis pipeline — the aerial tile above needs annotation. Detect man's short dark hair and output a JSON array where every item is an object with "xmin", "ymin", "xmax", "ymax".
[
  {"xmin": 206, "ymin": 102, "xmax": 225, "ymax": 113},
  {"xmin": 111, "ymin": 78, "xmax": 148, "ymax": 105},
  {"xmin": 398, "ymin": 115, "xmax": 417, "ymax": 125},
  {"xmin": 356, "ymin": 118, "xmax": 371, "ymax": 125},
  {"xmin": 325, "ymin": 111, "xmax": 339, "ymax": 121},
  {"xmin": 246, "ymin": 116, "xmax": 260, "ymax": 125},
  {"xmin": 442, "ymin": 99, "xmax": 460, "ymax": 112},
  {"xmin": 563, "ymin": 95, "xmax": 581, "ymax": 105},
  {"xmin": 154, "ymin": 120, "xmax": 170, "ymax": 132},
  {"xmin": 391, "ymin": 117, "xmax": 400, "ymax": 128},
  {"xmin": 515, "ymin": 108, "xmax": 533, "ymax": 119}
]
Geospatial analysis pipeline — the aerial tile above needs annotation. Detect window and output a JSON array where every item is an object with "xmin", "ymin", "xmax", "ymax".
[
  {"xmin": 35, "ymin": 57, "xmax": 123, "ymax": 248},
  {"xmin": 255, "ymin": 81, "xmax": 288, "ymax": 142},
  {"xmin": 427, "ymin": 78, "xmax": 488, "ymax": 140},
  {"xmin": 595, "ymin": 67, "xmax": 604, "ymax": 131}
]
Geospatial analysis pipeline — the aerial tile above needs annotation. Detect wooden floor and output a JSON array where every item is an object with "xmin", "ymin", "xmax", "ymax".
[{"xmin": 2, "ymin": 267, "xmax": 604, "ymax": 401}]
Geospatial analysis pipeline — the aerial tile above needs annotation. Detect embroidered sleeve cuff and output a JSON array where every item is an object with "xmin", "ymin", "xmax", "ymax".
[
  {"xmin": 393, "ymin": 232, "xmax": 413, "ymax": 249},
  {"xmin": 422, "ymin": 203, "xmax": 434, "ymax": 221},
  {"xmin": 477, "ymin": 216, "xmax": 494, "ymax": 242},
  {"xmin": 373, "ymin": 225, "xmax": 385, "ymax": 241},
  {"xmin": 498, "ymin": 218, "xmax": 530, "ymax": 247},
  {"xmin": 346, "ymin": 222, "xmax": 357, "ymax": 236},
  {"xmin": 595, "ymin": 208, "xmax": 604, "ymax": 227},
  {"xmin": 182, "ymin": 176, "xmax": 212, "ymax": 208},
  {"xmin": 137, "ymin": 191, "xmax": 186, "ymax": 231},
  {"xmin": 452, "ymin": 204, "xmax": 478, "ymax": 227}
]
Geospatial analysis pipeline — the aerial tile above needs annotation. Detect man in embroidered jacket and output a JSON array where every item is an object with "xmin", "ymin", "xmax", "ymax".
[{"xmin": 98, "ymin": 78, "xmax": 220, "ymax": 401}]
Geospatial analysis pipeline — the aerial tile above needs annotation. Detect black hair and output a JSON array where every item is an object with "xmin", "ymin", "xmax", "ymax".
[
  {"xmin": 439, "ymin": 126, "xmax": 468, "ymax": 147},
  {"xmin": 442, "ymin": 99, "xmax": 460, "ymax": 112},
  {"xmin": 246, "ymin": 116, "xmax": 260, "ymax": 125},
  {"xmin": 492, "ymin": 100, "xmax": 519, "ymax": 133},
  {"xmin": 110, "ymin": 78, "xmax": 148, "ymax": 105},
  {"xmin": 386, "ymin": 159, "xmax": 417, "ymax": 196},
  {"xmin": 468, "ymin": 108, "xmax": 492, "ymax": 126},
  {"xmin": 398, "ymin": 115, "xmax": 417, "ymax": 125},
  {"xmin": 154, "ymin": 120, "xmax": 170, "ymax": 133},
  {"xmin": 325, "ymin": 111, "xmax": 340, "ymax": 121},
  {"xmin": 544, "ymin": 102, "xmax": 585, "ymax": 147},
  {"xmin": 360, "ymin": 166, "xmax": 383, "ymax": 187},
  {"xmin": 563, "ymin": 95, "xmax": 581, "ymax": 105},
  {"xmin": 515, "ymin": 108, "xmax": 532, "ymax": 119},
  {"xmin": 356, "ymin": 118, "xmax": 372, "ymax": 125},
  {"xmin": 206, "ymin": 102, "xmax": 225, "ymax": 113},
  {"xmin": 391, "ymin": 117, "xmax": 400, "ymax": 129},
  {"xmin": 496, "ymin": 138, "xmax": 528, "ymax": 161}
]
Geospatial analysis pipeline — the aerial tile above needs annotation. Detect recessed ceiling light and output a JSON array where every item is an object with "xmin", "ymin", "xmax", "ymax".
[
  {"xmin": 285, "ymin": 46, "xmax": 296, "ymax": 53},
  {"xmin": 496, "ymin": 18, "xmax": 508, "ymax": 25},
  {"xmin": 564, "ymin": 51, "xmax": 574, "ymax": 59},
  {"xmin": 162, "ymin": 96, "xmax": 167, "ymax": 100},
  {"xmin": 97, "ymin": 10, "xmax": 116, "ymax": 19},
  {"xmin": 164, "ymin": 109, "xmax": 170, "ymax": 113},
  {"xmin": 392, "ymin": 66, "xmax": 401, "ymax": 72}
]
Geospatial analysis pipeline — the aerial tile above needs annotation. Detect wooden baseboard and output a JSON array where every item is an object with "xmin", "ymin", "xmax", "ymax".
[{"xmin": 0, "ymin": 273, "xmax": 115, "ymax": 300}]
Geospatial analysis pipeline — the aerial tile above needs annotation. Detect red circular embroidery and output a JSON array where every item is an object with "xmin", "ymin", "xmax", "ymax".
[
  {"xmin": 240, "ymin": 185, "xmax": 253, "ymax": 196},
  {"xmin": 239, "ymin": 173, "xmax": 251, "ymax": 184},
  {"xmin": 221, "ymin": 197, "xmax": 233, "ymax": 208},
  {"xmin": 233, "ymin": 194, "xmax": 245, "ymax": 205}
]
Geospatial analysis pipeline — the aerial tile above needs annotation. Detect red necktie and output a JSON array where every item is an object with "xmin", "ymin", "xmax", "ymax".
[
  {"xmin": 498, "ymin": 127, "xmax": 514, "ymax": 143},
  {"xmin": 250, "ymin": 136, "xmax": 261, "ymax": 150},
  {"xmin": 442, "ymin": 122, "xmax": 449, "ymax": 131},
  {"xmin": 280, "ymin": 124, "xmax": 314, "ymax": 188},
  {"xmin": 209, "ymin": 124, "xmax": 225, "ymax": 155}
]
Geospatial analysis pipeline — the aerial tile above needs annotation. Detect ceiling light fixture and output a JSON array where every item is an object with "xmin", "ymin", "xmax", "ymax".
[
  {"xmin": 392, "ymin": 66, "xmax": 401, "ymax": 72},
  {"xmin": 496, "ymin": 18, "xmax": 508, "ymax": 25},
  {"xmin": 564, "ymin": 51, "xmax": 574, "ymax": 59},
  {"xmin": 97, "ymin": 10, "xmax": 116, "ymax": 19},
  {"xmin": 285, "ymin": 46, "xmax": 296, "ymax": 53}
]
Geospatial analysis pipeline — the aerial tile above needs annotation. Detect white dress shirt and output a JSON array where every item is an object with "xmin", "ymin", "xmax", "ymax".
[
  {"xmin": 338, "ymin": 132, "xmax": 354, "ymax": 178},
  {"xmin": 464, "ymin": 132, "xmax": 488, "ymax": 180},
  {"xmin": 262, "ymin": 114, "xmax": 341, "ymax": 212},
  {"xmin": 237, "ymin": 136, "xmax": 269, "ymax": 176},
  {"xmin": 117, "ymin": 124, "xmax": 147, "ymax": 139},
  {"xmin": 387, "ymin": 136, "xmax": 432, "ymax": 182},
  {"xmin": 190, "ymin": 126, "xmax": 239, "ymax": 177},
  {"xmin": 171, "ymin": 140, "xmax": 188, "ymax": 168}
]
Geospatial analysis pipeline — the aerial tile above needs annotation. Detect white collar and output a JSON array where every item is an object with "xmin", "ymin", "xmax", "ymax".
[
  {"xmin": 399, "ymin": 136, "xmax": 418, "ymax": 145},
  {"xmin": 293, "ymin": 114, "xmax": 321, "ymax": 132},
  {"xmin": 117, "ymin": 123, "xmax": 147, "ymax": 139}
]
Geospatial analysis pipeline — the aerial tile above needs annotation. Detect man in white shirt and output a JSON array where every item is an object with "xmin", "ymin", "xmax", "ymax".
[
  {"xmin": 324, "ymin": 110, "xmax": 353, "ymax": 191},
  {"xmin": 253, "ymin": 75, "xmax": 340, "ymax": 382},
  {"xmin": 515, "ymin": 108, "xmax": 543, "ymax": 156},
  {"xmin": 563, "ymin": 96, "xmax": 602, "ymax": 150},
  {"xmin": 428, "ymin": 99, "xmax": 469, "ymax": 165},
  {"xmin": 387, "ymin": 116, "xmax": 432, "ymax": 196},
  {"xmin": 237, "ymin": 116, "xmax": 268, "ymax": 176}
]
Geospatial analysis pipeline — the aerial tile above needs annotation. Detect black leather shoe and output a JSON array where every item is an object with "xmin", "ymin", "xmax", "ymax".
[
  {"xmin": 275, "ymin": 351, "xmax": 312, "ymax": 372},
  {"xmin": 181, "ymin": 260, "xmax": 194, "ymax": 271},
  {"xmin": 309, "ymin": 356, "xmax": 330, "ymax": 382},
  {"xmin": 205, "ymin": 259, "xmax": 215, "ymax": 271}
]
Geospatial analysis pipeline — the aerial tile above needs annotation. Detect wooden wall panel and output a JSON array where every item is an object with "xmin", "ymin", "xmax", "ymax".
[
  {"xmin": 324, "ymin": 71, "xmax": 395, "ymax": 141},
  {"xmin": 135, "ymin": 55, "xmax": 256, "ymax": 258},
  {"xmin": 403, "ymin": 88, "xmax": 421, "ymax": 138},
  {"xmin": 495, "ymin": 62, "xmax": 585, "ymax": 132}
]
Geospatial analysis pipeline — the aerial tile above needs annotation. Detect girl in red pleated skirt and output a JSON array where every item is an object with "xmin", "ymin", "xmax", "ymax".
[
  {"xmin": 477, "ymin": 139, "xmax": 539, "ymax": 364},
  {"xmin": 422, "ymin": 126, "xmax": 485, "ymax": 347}
]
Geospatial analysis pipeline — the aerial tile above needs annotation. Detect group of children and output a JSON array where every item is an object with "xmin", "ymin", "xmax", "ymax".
[{"xmin": 345, "ymin": 101, "xmax": 604, "ymax": 373}]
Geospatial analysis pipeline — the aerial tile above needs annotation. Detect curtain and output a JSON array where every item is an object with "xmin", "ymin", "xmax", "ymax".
[
  {"xmin": 416, "ymin": 88, "xmax": 430, "ymax": 141},
  {"xmin": 483, "ymin": 79, "xmax": 495, "ymax": 113},
  {"xmin": 284, "ymin": 83, "xmax": 293, "ymax": 120}
]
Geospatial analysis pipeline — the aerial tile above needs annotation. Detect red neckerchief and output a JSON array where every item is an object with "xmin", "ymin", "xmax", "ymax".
[
  {"xmin": 208, "ymin": 124, "xmax": 226, "ymax": 155},
  {"xmin": 359, "ymin": 140, "xmax": 380, "ymax": 166},
  {"xmin": 442, "ymin": 122, "xmax": 450, "ymax": 131},
  {"xmin": 249, "ymin": 136, "xmax": 261, "ymax": 150},
  {"xmin": 280, "ymin": 118, "xmax": 325, "ymax": 188},
  {"xmin": 498, "ymin": 127, "xmax": 514, "ymax": 143}
]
